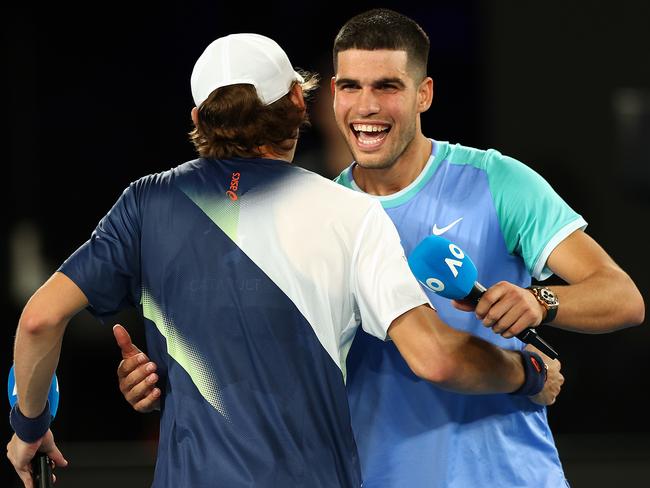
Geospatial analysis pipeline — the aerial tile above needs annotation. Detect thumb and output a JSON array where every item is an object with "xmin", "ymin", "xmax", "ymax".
[
  {"xmin": 113, "ymin": 324, "xmax": 142, "ymax": 359},
  {"xmin": 40, "ymin": 431, "xmax": 68, "ymax": 468},
  {"xmin": 45, "ymin": 445, "xmax": 68, "ymax": 469}
]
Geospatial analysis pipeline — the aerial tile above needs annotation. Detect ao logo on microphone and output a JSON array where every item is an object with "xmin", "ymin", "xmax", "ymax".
[
  {"xmin": 408, "ymin": 234, "xmax": 477, "ymax": 300},
  {"xmin": 422, "ymin": 243, "xmax": 465, "ymax": 292}
]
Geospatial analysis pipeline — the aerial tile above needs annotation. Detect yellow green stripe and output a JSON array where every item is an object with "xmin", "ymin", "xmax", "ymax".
[{"xmin": 141, "ymin": 288, "xmax": 229, "ymax": 419}]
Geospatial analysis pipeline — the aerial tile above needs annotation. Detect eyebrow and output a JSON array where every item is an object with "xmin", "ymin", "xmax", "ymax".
[{"xmin": 335, "ymin": 77, "xmax": 407, "ymax": 89}]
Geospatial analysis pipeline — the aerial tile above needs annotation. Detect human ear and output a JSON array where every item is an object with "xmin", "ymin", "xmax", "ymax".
[
  {"xmin": 418, "ymin": 77, "xmax": 434, "ymax": 113},
  {"xmin": 288, "ymin": 83, "xmax": 306, "ymax": 110}
]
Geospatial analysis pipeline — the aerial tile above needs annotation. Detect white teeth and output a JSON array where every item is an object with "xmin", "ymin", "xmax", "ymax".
[
  {"xmin": 352, "ymin": 124, "xmax": 388, "ymax": 132},
  {"xmin": 359, "ymin": 137, "xmax": 382, "ymax": 145}
]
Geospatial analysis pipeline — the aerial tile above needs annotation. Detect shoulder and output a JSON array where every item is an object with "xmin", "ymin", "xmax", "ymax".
[
  {"xmin": 127, "ymin": 158, "xmax": 205, "ymax": 191},
  {"xmin": 104, "ymin": 159, "xmax": 206, "ymax": 216},
  {"xmin": 444, "ymin": 142, "xmax": 509, "ymax": 171},
  {"xmin": 295, "ymin": 164, "xmax": 380, "ymax": 211},
  {"xmin": 443, "ymin": 143, "xmax": 547, "ymax": 186}
]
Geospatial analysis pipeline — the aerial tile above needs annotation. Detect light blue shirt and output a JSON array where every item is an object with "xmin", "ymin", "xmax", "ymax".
[{"xmin": 336, "ymin": 140, "xmax": 585, "ymax": 487}]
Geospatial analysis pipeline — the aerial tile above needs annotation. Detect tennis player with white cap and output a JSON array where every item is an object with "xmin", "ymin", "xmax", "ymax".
[
  {"xmin": 8, "ymin": 33, "xmax": 560, "ymax": 487},
  {"xmin": 191, "ymin": 33, "xmax": 304, "ymax": 106}
]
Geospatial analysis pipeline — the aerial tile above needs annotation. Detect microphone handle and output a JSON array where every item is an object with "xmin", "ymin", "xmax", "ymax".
[
  {"xmin": 32, "ymin": 452, "xmax": 53, "ymax": 488},
  {"xmin": 466, "ymin": 282, "xmax": 559, "ymax": 359}
]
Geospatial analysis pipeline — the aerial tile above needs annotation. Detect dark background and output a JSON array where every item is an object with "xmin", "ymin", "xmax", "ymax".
[{"xmin": 3, "ymin": 1, "xmax": 649, "ymax": 486}]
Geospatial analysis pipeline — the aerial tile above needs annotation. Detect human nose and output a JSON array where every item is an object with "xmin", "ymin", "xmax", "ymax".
[{"xmin": 356, "ymin": 88, "xmax": 380, "ymax": 116}]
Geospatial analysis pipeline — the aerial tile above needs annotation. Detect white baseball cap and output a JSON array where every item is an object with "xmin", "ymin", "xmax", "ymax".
[{"xmin": 191, "ymin": 33, "xmax": 304, "ymax": 107}]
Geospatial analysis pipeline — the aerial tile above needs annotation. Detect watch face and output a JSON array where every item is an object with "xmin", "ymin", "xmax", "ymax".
[{"xmin": 537, "ymin": 287, "xmax": 559, "ymax": 306}]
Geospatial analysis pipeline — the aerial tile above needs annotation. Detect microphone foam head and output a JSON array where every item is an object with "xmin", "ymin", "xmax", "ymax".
[{"xmin": 408, "ymin": 234, "xmax": 478, "ymax": 299}]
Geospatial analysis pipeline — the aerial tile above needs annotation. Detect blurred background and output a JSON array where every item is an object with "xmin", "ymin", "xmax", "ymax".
[{"xmin": 3, "ymin": 1, "xmax": 649, "ymax": 486}]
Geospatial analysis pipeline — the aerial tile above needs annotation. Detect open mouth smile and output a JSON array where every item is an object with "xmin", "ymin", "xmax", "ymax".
[{"xmin": 351, "ymin": 123, "xmax": 391, "ymax": 147}]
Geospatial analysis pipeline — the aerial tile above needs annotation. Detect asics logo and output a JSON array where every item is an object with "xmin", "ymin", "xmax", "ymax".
[
  {"xmin": 226, "ymin": 172, "xmax": 241, "ymax": 201},
  {"xmin": 432, "ymin": 217, "xmax": 463, "ymax": 236}
]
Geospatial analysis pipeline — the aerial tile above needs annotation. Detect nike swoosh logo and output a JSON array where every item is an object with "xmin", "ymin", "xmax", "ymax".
[{"xmin": 432, "ymin": 217, "xmax": 463, "ymax": 236}]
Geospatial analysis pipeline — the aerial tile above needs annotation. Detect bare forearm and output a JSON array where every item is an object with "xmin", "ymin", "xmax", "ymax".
[
  {"xmin": 14, "ymin": 318, "xmax": 66, "ymax": 417},
  {"xmin": 429, "ymin": 328, "xmax": 524, "ymax": 394},
  {"xmin": 13, "ymin": 272, "xmax": 88, "ymax": 416},
  {"xmin": 389, "ymin": 305, "xmax": 524, "ymax": 394},
  {"xmin": 549, "ymin": 266, "xmax": 644, "ymax": 333}
]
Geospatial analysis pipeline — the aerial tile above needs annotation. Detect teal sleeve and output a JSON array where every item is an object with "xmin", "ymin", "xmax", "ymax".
[
  {"xmin": 333, "ymin": 167, "xmax": 353, "ymax": 189},
  {"xmin": 485, "ymin": 150, "xmax": 587, "ymax": 280}
]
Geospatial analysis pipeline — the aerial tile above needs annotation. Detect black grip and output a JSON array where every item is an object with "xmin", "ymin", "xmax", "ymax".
[
  {"xmin": 516, "ymin": 328, "xmax": 559, "ymax": 360},
  {"xmin": 32, "ymin": 453, "xmax": 53, "ymax": 488}
]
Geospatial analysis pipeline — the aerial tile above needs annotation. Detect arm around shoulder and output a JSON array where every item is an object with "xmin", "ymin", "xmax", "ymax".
[{"xmin": 387, "ymin": 304, "xmax": 525, "ymax": 395}]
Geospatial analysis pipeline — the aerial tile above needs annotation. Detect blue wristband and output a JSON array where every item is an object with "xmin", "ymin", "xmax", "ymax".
[
  {"xmin": 9, "ymin": 401, "xmax": 52, "ymax": 443},
  {"xmin": 510, "ymin": 351, "xmax": 547, "ymax": 397}
]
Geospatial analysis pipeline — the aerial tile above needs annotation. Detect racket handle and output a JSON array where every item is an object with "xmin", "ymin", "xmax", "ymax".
[{"xmin": 32, "ymin": 453, "xmax": 53, "ymax": 488}]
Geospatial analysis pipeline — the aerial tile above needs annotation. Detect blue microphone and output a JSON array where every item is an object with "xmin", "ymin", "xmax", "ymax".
[
  {"xmin": 408, "ymin": 234, "xmax": 559, "ymax": 359},
  {"xmin": 8, "ymin": 365, "xmax": 59, "ymax": 488}
]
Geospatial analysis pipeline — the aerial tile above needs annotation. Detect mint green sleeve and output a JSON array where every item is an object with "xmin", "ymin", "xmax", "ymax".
[
  {"xmin": 485, "ymin": 150, "xmax": 587, "ymax": 280},
  {"xmin": 333, "ymin": 167, "xmax": 354, "ymax": 189}
]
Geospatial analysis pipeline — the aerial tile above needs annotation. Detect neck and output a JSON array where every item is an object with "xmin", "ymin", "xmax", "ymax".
[
  {"xmin": 353, "ymin": 135, "xmax": 431, "ymax": 196},
  {"xmin": 258, "ymin": 142, "xmax": 296, "ymax": 163}
]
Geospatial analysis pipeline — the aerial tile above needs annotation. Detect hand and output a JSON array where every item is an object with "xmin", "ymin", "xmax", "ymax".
[
  {"xmin": 113, "ymin": 324, "xmax": 161, "ymax": 413},
  {"xmin": 450, "ymin": 297, "xmax": 476, "ymax": 312},
  {"xmin": 526, "ymin": 344, "xmax": 564, "ymax": 405},
  {"xmin": 6, "ymin": 429, "xmax": 67, "ymax": 488},
  {"xmin": 454, "ymin": 281, "xmax": 545, "ymax": 338}
]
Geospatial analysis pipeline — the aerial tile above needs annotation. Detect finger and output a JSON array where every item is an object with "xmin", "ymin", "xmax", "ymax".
[
  {"xmin": 133, "ymin": 390, "xmax": 161, "ymax": 413},
  {"xmin": 474, "ymin": 283, "xmax": 507, "ymax": 319},
  {"xmin": 474, "ymin": 294, "xmax": 495, "ymax": 320},
  {"xmin": 45, "ymin": 446, "xmax": 68, "ymax": 469},
  {"xmin": 490, "ymin": 301, "xmax": 525, "ymax": 335},
  {"xmin": 133, "ymin": 388, "xmax": 162, "ymax": 413},
  {"xmin": 117, "ymin": 354, "xmax": 150, "ymax": 380},
  {"xmin": 38, "ymin": 432, "xmax": 68, "ymax": 470},
  {"xmin": 124, "ymin": 372, "xmax": 159, "ymax": 405},
  {"xmin": 480, "ymin": 295, "xmax": 514, "ymax": 329},
  {"xmin": 500, "ymin": 312, "xmax": 534, "ymax": 338},
  {"xmin": 113, "ymin": 324, "xmax": 142, "ymax": 359},
  {"xmin": 492, "ymin": 294, "xmax": 538, "ymax": 336},
  {"xmin": 120, "ymin": 362, "xmax": 156, "ymax": 393}
]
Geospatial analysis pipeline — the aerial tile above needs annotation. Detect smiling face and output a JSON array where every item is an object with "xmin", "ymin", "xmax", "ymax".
[{"xmin": 332, "ymin": 49, "xmax": 432, "ymax": 171}]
